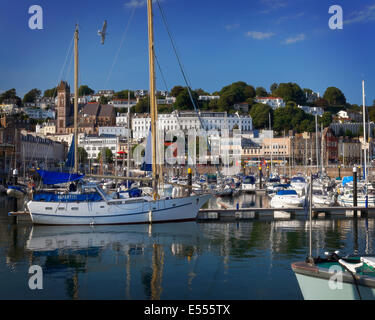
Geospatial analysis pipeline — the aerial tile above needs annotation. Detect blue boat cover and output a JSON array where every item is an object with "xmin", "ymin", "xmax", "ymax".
[
  {"xmin": 342, "ymin": 176, "xmax": 353, "ymax": 186},
  {"xmin": 121, "ymin": 188, "xmax": 142, "ymax": 198},
  {"xmin": 33, "ymin": 192, "xmax": 102, "ymax": 202},
  {"xmin": 275, "ymin": 184, "xmax": 290, "ymax": 188},
  {"xmin": 36, "ymin": 169, "xmax": 84, "ymax": 185},
  {"xmin": 291, "ymin": 177, "xmax": 305, "ymax": 183},
  {"xmin": 276, "ymin": 190, "xmax": 298, "ymax": 196}
]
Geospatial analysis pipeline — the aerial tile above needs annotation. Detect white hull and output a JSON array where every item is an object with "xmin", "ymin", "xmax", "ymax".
[
  {"xmin": 241, "ymin": 184, "xmax": 256, "ymax": 192},
  {"xmin": 290, "ymin": 183, "xmax": 307, "ymax": 196},
  {"xmin": 270, "ymin": 196, "xmax": 305, "ymax": 209},
  {"xmin": 27, "ymin": 194, "xmax": 211, "ymax": 225},
  {"xmin": 338, "ymin": 196, "xmax": 375, "ymax": 207},
  {"xmin": 295, "ymin": 273, "xmax": 375, "ymax": 300}
]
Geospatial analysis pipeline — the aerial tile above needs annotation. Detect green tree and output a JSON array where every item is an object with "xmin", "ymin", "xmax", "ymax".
[
  {"xmin": 97, "ymin": 148, "xmax": 113, "ymax": 164},
  {"xmin": 270, "ymin": 83, "xmax": 278, "ymax": 94},
  {"xmin": 170, "ymin": 85, "xmax": 184, "ymax": 97},
  {"xmin": 23, "ymin": 88, "xmax": 41, "ymax": 103},
  {"xmin": 369, "ymin": 107, "xmax": 375, "ymax": 122},
  {"xmin": 114, "ymin": 90, "xmax": 135, "ymax": 99},
  {"xmin": 250, "ymin": 103, "xmax": 273, "ymax": 129},
  {"xmin": 272, "ymin": 82, "xmax": 306, "ymax": 105},
  {"xmin": 273, "ymin": 104, "xmax": 313, "ymax": 133},
  {"xmin": 78, "ymin": 147, "xmax": 88, "ymax": 164},
  {"xmin": 323, "ymin": 87, "xmax": 346, "ymax": 106},
  {"xmin": 255, "ymin": 87, "xmax": 268, "ymax": 97},
  {"xmin": 99, "ymin": 96, "xmax": 109, "ymax": 104},
  {"xmin": 319, "ymin": 112, "xmax": 333, "ymax": 128},
  {"xmin": 132, "ymin": 97, "xmax": 149, "ymax": 113},
  {"xmin": 216, "ymin": 81, "xmax": 256, "ymax": 110},
  {"xmin": 194, "ymin": 88, "xmax": 209, "ymax": 96},
  {"xmin": 43, "ymin": 87, "xmax": 58, "ymax": 98},
  {"xmin": 0, "ymin": 88, "xmax": 22, "ymax": 105},
  {"xmin": 313, "ymin": 98, "xmax": 329, "ymax": 109},
  {"xmin": 174, "ymin": 87, "xmax": 199, "ymax": 110},
  {"xmin": 78, "ymin": 85, "xmax": 94, "ymax": 96}
]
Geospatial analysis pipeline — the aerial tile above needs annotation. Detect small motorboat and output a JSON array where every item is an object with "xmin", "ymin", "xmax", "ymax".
[
  {"xmin": 270, "ymin": 189, "xmax": 305, "ymax": 208},
  {"xmin": 290, "ymin": 176, "xmax": 308, "ymax": 196},
  {"xmin": 312, "ymin": 188, "xmax": 335, "ymax": 207},
  {"xmin": 292, "ymin": 252, "xmax": 375, "ymax": 300},
  {"xmin": 241, "ymin": 175, "xmax": 256, "ymax": 193}
]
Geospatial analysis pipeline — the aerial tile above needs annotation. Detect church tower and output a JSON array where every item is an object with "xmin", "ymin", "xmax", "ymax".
[{"xmin": 56, "ymin": 80, "xmax": 71, "ymax": 134}]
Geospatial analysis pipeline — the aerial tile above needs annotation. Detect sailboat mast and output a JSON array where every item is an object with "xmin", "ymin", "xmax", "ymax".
[
  {"xmin": 74, "ymin": 25, "xmax": 79, "ymax": 173},
  {"xmin": 147, "ymin": 0, "xmax": 158, "ymax": 196},
  {"xmin": 362, "ymin": 80, "xmax": 367, "ymax": 182}
]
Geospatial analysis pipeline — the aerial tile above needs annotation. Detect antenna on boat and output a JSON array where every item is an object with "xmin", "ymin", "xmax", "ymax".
[
  {"xmin": 362, "ymin": 80, "xmax": 367, "ymax": 183},
  {"xmin": 308, "ymin": 172, "xmax": 314, "ymax": 264}
]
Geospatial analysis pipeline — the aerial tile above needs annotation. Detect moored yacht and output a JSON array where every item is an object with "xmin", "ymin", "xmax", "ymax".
[
  {"xmin": 241, "ymin": 175, "xmax": 256, "ymax": 193},
  {"xmin": 270, "ymin": 189, "xmax": 305, "ymax": 208},
  {"xmin": 290, "ymin": 176, "xmax": 308, "ymax": 196}
]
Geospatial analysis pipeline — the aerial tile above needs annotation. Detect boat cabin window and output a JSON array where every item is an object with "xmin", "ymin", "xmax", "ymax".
[{"xmin": 243, "ymin": 176, "xmax": 255, "ymax": 184}]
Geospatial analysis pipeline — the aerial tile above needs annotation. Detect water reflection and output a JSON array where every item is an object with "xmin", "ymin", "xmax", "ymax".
[
  {"xmin": 207, "ymin": 193, "xmax": 270, "ymax": 209},
  {"xmin": 0, "ymin": 207, "xmax": 375, "ymax": 299}
]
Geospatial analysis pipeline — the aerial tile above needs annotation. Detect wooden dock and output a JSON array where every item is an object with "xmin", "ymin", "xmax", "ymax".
[
  {"xmin": 198, "ymin": 206, "xmax": 375, "ymax": 221},
  {"xmin": 7, "ymin": 206, "xmax": 375, "ymax": 224}
]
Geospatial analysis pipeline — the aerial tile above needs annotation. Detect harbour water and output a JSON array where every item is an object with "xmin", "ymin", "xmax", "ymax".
[{"xmin": 0, "ymin": 195, "xmax": 374, "ymax": 300}]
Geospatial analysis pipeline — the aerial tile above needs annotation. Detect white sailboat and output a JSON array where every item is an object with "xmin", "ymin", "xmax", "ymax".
[{"xmin": 27, "ymin": 2, "xmax": 211, "ymax": 225}]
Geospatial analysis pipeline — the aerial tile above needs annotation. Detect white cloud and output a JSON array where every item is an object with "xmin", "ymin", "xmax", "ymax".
[
  {"xmin": 345, "ymin": 4, "xmax": 375, "ymax": 25},
  {"xmin": 276, "ymin": 12, "xmax": 305, "ymax": 24},
  {"xmin": 225, "ymin": 23, "xmax": 240, "ymax": 31},
  {"xmin": 245, "ymin": 31, "xmax": 275, "ymax": 40},
  {"xmin": 124, "ymin": 0, "xmax": 164, "ymax": 8},
  {"xmin": 125, "ymin": 0, "xmax": 146, "ymax": 8},
  {"xmin": 284, "ymin": 33, "xmax": 305, "ymax": 44},
  {"xmin": 260, "ymin": 0, "xmax": 287, "ymax": 14}
]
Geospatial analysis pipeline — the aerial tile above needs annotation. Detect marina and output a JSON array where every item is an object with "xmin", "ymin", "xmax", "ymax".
[
  {"xmin": 0, "ymin": 194, "xmax": 375, "ymax": 300},
  {"xmin": 3, "ymin": 0, "xmax": 375, "ymax": 302}
]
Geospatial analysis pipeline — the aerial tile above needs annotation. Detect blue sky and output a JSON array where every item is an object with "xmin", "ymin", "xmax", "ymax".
[{"xmin": 1, "ymin": 0, "xmax": 375, "ymax": 105}]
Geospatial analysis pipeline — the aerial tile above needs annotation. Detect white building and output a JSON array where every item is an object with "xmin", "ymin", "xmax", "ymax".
[
  {"xmin": 157, "ymin": 97, "xmax": 176, "ymax": 105},
  {"xmin": 132, "ymin": 111, "xmax": 253, "ymax": 139},
  {"xmin": 98, "ymin": 90, "xmax": 115, "ymax": 97},
  {"xmin": 78, "ymin": 134, "xmax": 119, "ymax": 160},
  {"xmin": 36, "ymin": 122, "xmax": 56, "ymax": 135},
  {"xmin": 116, "ymin": 113, "xmax": 129, "ymax": 127},
  {"xmin": 198, "ymin": 95, "xmax": 220, "ymax": 101},
  {"xmin": 109, "ymin": 99, "xmax": 137, "ymax": 108},
  {"xmin": 99, "ymin": 126, "xmax": 129, "ymax": 137},
  {"xmin": 255, "ymin": 97, "xmax": 285, "ymax": 109},
  {"xmin": 24, "ymin": 107, "xmax": 55, "ymax": 120},
  {"xmin": 0, "ymin": 103, "xmax": 19, "ymax": 115},
  {"xmin": 20, "ymin": 130, "xmax": 66, "ymax": 168},
  {"xmin": 298, "ymin": 105, "xmax": 324, "ymax": 116},
  {"xmin": 47, "ymin": 133, "xmax": 74, "ymax": 148}
]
